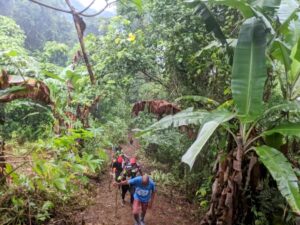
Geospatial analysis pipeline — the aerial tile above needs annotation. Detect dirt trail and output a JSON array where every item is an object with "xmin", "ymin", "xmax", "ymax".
[{"xmin": 79, "ymin": 139, "xmax": 199, "ymax": 225}]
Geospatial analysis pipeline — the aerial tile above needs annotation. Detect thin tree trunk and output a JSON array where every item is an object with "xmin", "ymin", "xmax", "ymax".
[
  {"xmin": 65, "ymin": 0, "xmax": 96, "ymax": 85},
  {"xmin": 0, "ymin": 140, "xmax": 5, "ymax": 184}
]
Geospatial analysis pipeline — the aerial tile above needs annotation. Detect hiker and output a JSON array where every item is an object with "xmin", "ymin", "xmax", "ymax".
[
  {"xmin": 112, "ymin": 145, "xmax": 129, "ymax": 164},
  {"xmin": 111, "ymin": 156, "xmax": 124, "ymax": 182},
  {"xmin": 112, "ymin": 156, "xmax": 130, "ymax": 205},
  {"xmin": 112, "ymin": 145, "xmax": 122, "ymax": 159},
  {"xmin": 115, "ymin": 174, "xmax": 156, "ymax": 225},
  {"xmin": 123, "ymin": 157, "xmax": 143, "ymax": 205},
  {"xmin": 116, "ymin": 157, "xmax": 142, "ymax": 206}
]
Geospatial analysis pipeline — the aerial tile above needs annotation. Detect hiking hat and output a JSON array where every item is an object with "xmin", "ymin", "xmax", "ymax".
[
  {"xmin": 130, "ymin": 157, "xmax": 136, "ymax": 164},
  {"xmin": 117, "ymin": 156, "xmax": 123, "ymax": 163}
]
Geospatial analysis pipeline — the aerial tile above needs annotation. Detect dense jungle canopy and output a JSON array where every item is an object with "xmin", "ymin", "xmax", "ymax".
[{"xmin": 1, "ymin": 0, "xmax": 300, "ymax": 225}]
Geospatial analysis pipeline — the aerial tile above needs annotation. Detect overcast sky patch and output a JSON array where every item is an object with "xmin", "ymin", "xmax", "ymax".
[{"xmin": 76, "ymin": 0, "xmax": 116, "ymax": 12}]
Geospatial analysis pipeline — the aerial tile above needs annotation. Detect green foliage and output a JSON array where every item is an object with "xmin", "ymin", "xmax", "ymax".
[
  {"xmin": 231, "ymin": 17, "xmax": 268, "ymax": 123},
  {"xmin": 0, "ymin": 0, "xmax": 77, "ymax": 50},
  {"xmin": 0, "ymin": 16, "xmax": 26, "ymax": 53},
  {"xmin": 0, "ymin": 129, "xmax": 108, "ymax": 224},
  {"xmin": 181, "ymin": 110, "xmax": 234, "ymax": 168},
  {"xmin": 254, "ymin": 146, "xmax": 300, "ymax": 215},
  {"xmin": 137, "ymin": 108, "xmax": 208, "ymax": 135},
  {"xmin": 192, "ymin": 1, "xmax": 227, "ymax": 45},
  {"xmin": 144, "ymin": 0, "xmax": 236, "ymax": 100},
  {"xmin": 138, "ymin": 2, "xmax": 300, "ymax": 222},
  {"xmin": 252, "ymin": 178, "xmax": 296, "ymax": 225},
  {"xmin": 141, "ymin": 128, "xmax": 193, "ymax": 165},
  {"xmin": 1, "ymin": 0, "xmax": 300, "ymax": 223},
  {"xmin": 0, "ymin": 101, "xmax": 54, "ymax": 142},
  {"xmin": 40, "ymin": 41, "xmax": 69, "ymax": 67},
  {"xmin": 263, "ymin": 122, "xmax": 300, "ymax": 137}
]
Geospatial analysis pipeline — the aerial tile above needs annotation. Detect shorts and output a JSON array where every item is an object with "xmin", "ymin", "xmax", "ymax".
[{"xmin": 132, "ymin": 199, "xmax": 148, "ymax": 214}]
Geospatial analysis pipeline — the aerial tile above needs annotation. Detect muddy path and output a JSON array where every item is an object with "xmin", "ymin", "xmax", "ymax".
[{"xmin": 78, "ymin": 139, "xmax": 199, "ymax": 225}]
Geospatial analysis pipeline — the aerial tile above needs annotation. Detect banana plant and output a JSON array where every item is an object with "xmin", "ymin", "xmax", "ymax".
[
  {"xmin": 190, "ymin": 0, "xmax": 300, "ymax": 101},
  {"xmin": 139, "ymin": 16, "xmax": 300, "ymax": 224}
]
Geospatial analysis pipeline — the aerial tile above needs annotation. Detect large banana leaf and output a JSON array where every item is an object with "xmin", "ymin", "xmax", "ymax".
[
  {"xmin": 137, "ymin": 108, "xmax": 209, "ymax": 135},
  {"xmin": 254, "ymin": 146, "xmax": 300, "ymax": 215},
  {"xmin": 289, "ymin": 38, "xmax": 300, "ymax": 84},
  {"xmin": 231, "ymin": 17, "xmax": 268, "ymax": 123},
  {"xmin": 203, "ymin": 0, "xmax": 254, "ymax": 18},
  {"xmin": 277, "ymin": 0, "xmax": 299, "ymax": 25},
  {"xmin": 193, "ymin": 2, "xmax": 227, "ymax": 45},
  {"xmin": 263, "ymin": 101, "xmax": 300, "ymax": 115},
  {"xmin": 271, "ymin": 39, "xmax": 291, "ymax": 73},
  {"xmin": 251, "ymin": 0, "xmax": 281, "ymax": 8},
  {"xmin": 182, "ymin": 110, "xmax": 235, "ymax": 169},
  {"xmin": 290, "ymin": 39, "xmax": 300, "ymax": 99},
  {"xmin": 263, "ymin": 122, "xmax": 300, "ymax": 137}
]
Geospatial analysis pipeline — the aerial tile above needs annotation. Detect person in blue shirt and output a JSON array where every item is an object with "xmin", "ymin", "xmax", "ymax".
[{"xmin": 115, "ymin": 174, "xmax": 156, "ymax": 225}]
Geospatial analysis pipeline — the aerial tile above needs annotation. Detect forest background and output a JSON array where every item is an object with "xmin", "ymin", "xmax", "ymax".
[{"xmin": 1, "ymin": 0, "xmax": 300, "ymax": 225}]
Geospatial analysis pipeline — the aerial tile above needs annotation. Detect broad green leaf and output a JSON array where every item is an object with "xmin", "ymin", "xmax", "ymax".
[
  {"xmin": 231, "ymin": 17, "xmax": 268, "ymax": 123},
  {"xmin": 194, "ymin": 2, "xmax": 227, "ymax": 45},
  {"xmin": 175, "ymin": 95, "xmax": 219, "ymax": 106},
  {"xmin": 251, "ymin": 0, "xmax": 281, "ymax": 8},
  {"xmin": 292, "ymin": 76, "xmax": 300, "ymax": 99},
  {"xmin": 277, "ymin": 0, "xmax": 299, "ymax": 25},
  {"xmin": 203, "ymin": 0, "xmax": 255, "ymax": 18},
  {"xmin": 43, "ymin": 71, "xmax": 65, "ymax": 82},
  {"xmin": 263, "ymin": 123, "xmax": 300, "ymax": 137},
  {"xmin": 53, "ymin": 178, "xmax": 67, "ymax": 191},
  {"xmin": 137, "ymin": 108, "xmax": 209, "ymax": 136},
  {"xmin": 182, "ymin": 110, "xmax": 235, "ymax": 169},
  {"xmin": 72, "ymin": 164, "xmax": 86, "ymax": 173},
  {"xmin": 22, "ymin": 112, "xmax": 40, "ymax": 120},
  {"xmin": 254, "ymin": 146, "xmax": 300, "ymax": 215},
  {"xmin": 289, "ymin": 38, "xmax": 300, "ymax": 83},
  {"xmin": 0, "ymin": 86, "xmax": 26, "ymax": 98},
  {"xmin": 280, "ymin": 12, "xmax": 300, "ymax": 45},
  {"xmin": 5, "ymin": 50, "xmax": 18, "ymax": 57},
  {"xmin": 271, "ymin": 39, "xmax": 291, "ymax": 73},
  {"xmin": 132, "ymin": 0, "xmax": 143, "ymax": 13},
  {"xmin": 5, "ymin": 163, "xmax": 13, "ymax": 174},
  {"xmin": 264, "ymin": 101, "xmax": 300, "ymax": 115}
]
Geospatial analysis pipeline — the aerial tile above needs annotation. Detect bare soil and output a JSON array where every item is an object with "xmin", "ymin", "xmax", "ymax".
[{"xmin": 77, "ymin": 139, "xmax": 200, "ymax": 225}]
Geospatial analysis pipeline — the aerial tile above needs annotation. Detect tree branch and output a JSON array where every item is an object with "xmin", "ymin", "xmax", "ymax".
[
  {"xmin": 80, "ymin": 0, "xmax": 118, "ymax": 17},
  {"xmin": 28, "ymin": 0, "xmax": 71, "ymax": 14},
  {"xmin": 78, "ymin": 0, "xmax": 97, "ymax": 14},
  {"xmin": 140, "ymin": 70, "xmax": 169, "ymax": 89}
]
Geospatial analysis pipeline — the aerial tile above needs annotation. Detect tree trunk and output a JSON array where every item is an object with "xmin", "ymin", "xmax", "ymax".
[
  {"xmin": 0, "ymin": 140, "xmax": 6, "ymax": 185},
  {"xmin": 65, "ymin": 0, "xmax": 96, "ymax": 85},
  {"xmin": 201, "ymin": 136, "xmax": 247, "ymax": 225}
]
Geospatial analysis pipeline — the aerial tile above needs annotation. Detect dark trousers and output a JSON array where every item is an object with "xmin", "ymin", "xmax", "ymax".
[
  {"xmin": 129, "ymin": 186, "xmax": 135, "ymax": 204},
  {"xmin": 121, "ymin": 185, "xmax": 135, "ymax": 204},
  {"xmin": 121, "ymin": 184, "xmax": 130, "ymax": 200}
]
